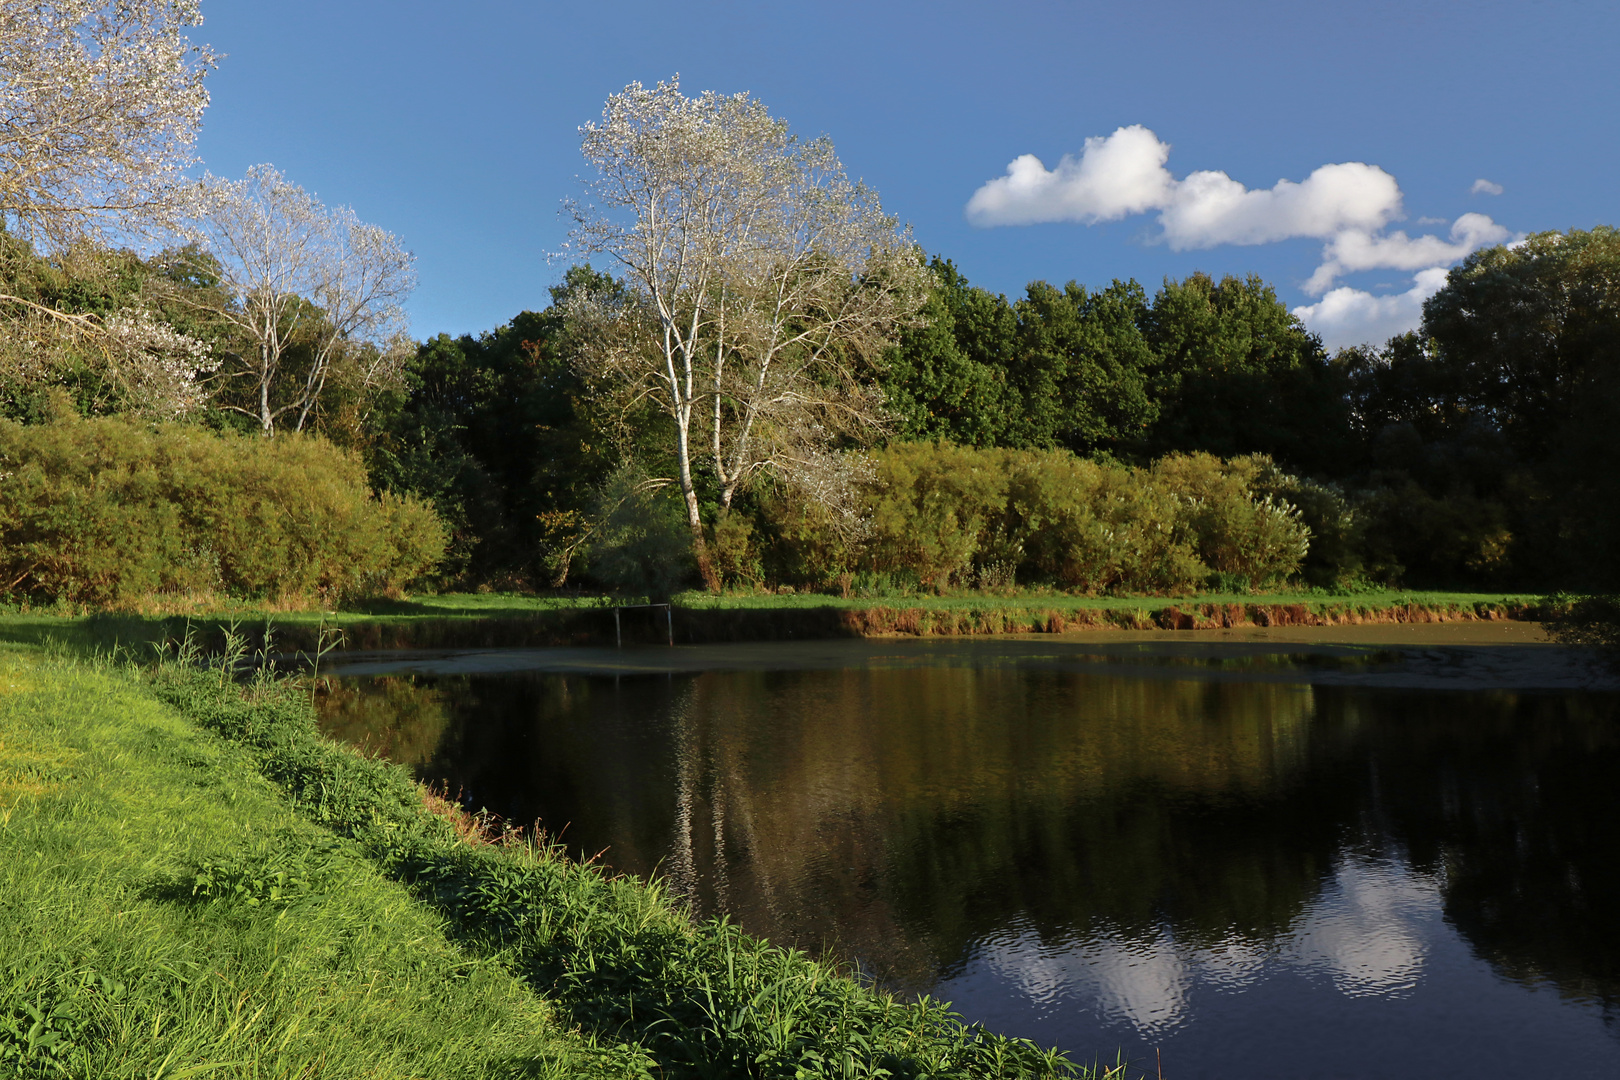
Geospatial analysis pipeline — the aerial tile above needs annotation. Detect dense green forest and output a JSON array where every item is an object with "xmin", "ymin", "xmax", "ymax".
[
  {"xmin": 364, "ymin": 227, "xmax": 1620, "ymax": 598},
  {"xmin": 2, "ymin": 225, "xmax": 1618, "ymax": 606}
]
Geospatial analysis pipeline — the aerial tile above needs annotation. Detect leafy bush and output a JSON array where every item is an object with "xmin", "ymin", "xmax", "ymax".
[
  {"xmin": 864, "ymin": 442, "xmax": 1010, "ymax": 588},
  {"xmin": 1151, "ymin": 453, "xmax": 1310, "ymax": 586},
  {"xmin": 1544, "ymin": 594, "xmax": 1620, "ymax": 654},
  {"xmin": 0, "ymin": 413, "xmax": 445, "ymax": 606},
  {"xmin": 583, "ymin": 464, "xmax": 695, "ymax": 599},
  {"xmin": 769, "ymin": 443, "xmax": 1310, "ymax": 594},
  {"xmin": 1006, "ymin": 449, "xmax": 1202, "ymax": 592},
  {"xmin": 755, "ymin": 483, "xmax": 860, "ymax": 590},
  {"xmin": 1354, "ymin": 479, "xmax": 1515, "ymax": 587}
]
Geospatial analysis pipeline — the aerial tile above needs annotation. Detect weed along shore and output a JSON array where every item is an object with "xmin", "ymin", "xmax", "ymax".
[{"xmin": 0, "ymin": 639, "xmax": 1088, "ymax": 1078}]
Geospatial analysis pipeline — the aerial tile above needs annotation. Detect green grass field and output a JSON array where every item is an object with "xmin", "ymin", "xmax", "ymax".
[{"xmin": 0, "ymin": 645, "xmax": 626, "ymax": 1078}]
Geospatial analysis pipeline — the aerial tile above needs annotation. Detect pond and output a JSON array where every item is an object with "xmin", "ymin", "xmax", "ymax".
[{"xmin": 317, "ymin": 637, "xmax": 1620, "ymax": 1079}]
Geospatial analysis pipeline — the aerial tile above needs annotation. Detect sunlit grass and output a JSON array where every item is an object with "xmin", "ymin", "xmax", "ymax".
[{"xmin": 0, "ymin": 649, "xmax": 625, "ymax": 1077}]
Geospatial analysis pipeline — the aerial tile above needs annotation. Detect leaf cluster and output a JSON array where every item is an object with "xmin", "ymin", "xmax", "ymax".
[{"xmin": 747, "ymin": 443, "xmax": 1309, "ymax": 594}]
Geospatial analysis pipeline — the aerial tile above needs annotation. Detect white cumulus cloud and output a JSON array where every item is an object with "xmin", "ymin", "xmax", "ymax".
[
  {"xmin": 1471, "ymin": 178, "xmax": 1504, "ymax": 195},
  {"xmin": 967, "ymin": 127, "xmax": 1514, "ymax": 334},
  {"xmin": 963, "ymin": 125, "xmax": 1174, "ymax": 227},
  {"xmin": 966, "ymin": 126, "xmax": 1402, "ymax": 246},
  {"xmin": 1292, "ymin": 267, "xmax": 1451, "ymax": 351},
  {"xmin": 1304, "ymin": 212, "xmax": 1510, "ymax": 294},
  {"xmin": 1158, "ymin": 161, "xmax": 1402, "ymax": 248}
]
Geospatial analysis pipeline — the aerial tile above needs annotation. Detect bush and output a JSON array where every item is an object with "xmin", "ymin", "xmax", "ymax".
[
  {"xmin": 1151, "ymin": 453, "xmax": 1310, "ymax": 587},
  {"xmin": 0, "ymin": 414, "xmax": 445, "ymax": 606},
  {"xmin": 1354, "ymin": 479, "xmax": 1515, "ymax": 587},
  {"xmin": 756, "ymin": 442, "xmax": 1310, "ymax": 595},
  {"xmin": 864, "ymin": 442, "xmax": 1010, "ymax": 589},
  {"xmin": 582, "ymin": 464, "xmax": 696, "ymax": 599},
  {"xmin": 1007, "ymin": 449, "xmax": 1203, "ymax": 592}
]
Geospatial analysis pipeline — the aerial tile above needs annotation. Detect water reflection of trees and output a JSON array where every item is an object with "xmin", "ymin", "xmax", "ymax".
[
  {"xmin": 1319, "ymin": 689, "xmax": 1620, "ymax": 1012},
  {"xmin": 318, "ymin": 668, "xmax": 1620, "ymax": 1008},
  {"xmin": 315, "ymin": 676, "xmax": 452, "ymax": 767}
]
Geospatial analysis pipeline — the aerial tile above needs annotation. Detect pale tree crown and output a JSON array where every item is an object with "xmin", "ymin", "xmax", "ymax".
[
  {"xmin": 565, "ymin": 76, "xmax": 927, "ymax": 580},
  {"xmin": 0, "ymin": 0, "xmax": 215, "ymax": 248},
  {"xmin": 179, "ymin": 164, "xmax": 416, "ymax": 434}
]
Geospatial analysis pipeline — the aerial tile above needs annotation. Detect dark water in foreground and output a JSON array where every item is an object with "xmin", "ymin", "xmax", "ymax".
[{"xmin": 317, "ymin": 641, "xmax": 1620, "ymax": 1079}]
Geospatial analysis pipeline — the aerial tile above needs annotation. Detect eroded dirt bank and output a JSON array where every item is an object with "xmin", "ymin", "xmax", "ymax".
[{"xmin": 310, "ymin": 598, "xmax": 1544, "ymax": 652}]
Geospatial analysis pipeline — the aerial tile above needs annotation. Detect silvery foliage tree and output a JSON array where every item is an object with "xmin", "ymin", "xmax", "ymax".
[
  {"xmin": 0, "ymin": 1, "xmax": 218, "ymax": 417},
  {"xmin": 0, "ymin": 285, "xmax": 219, "ymax": 419},
  {"xmin": 0, "ymin": 0, "xmax": 213, "ymax": 245},
  {"xmin": 565, "ymin": 77, "xmax": 927, "ymax": 582},
  {"xmin": 186, "ymin": 164, "xmax": 416, "ymax": 435}
]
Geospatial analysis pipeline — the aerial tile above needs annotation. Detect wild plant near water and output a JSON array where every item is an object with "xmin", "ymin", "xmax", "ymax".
[{"xmin": 847, "ymin": 443, "xmax": 1308, "ymax": 595}]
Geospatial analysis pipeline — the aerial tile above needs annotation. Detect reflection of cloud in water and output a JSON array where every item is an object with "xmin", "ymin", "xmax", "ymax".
[
  {"xmin": 985, "ymin": 924, "xmax": 1195, "ymax": 1036},
  {"xmin": 975, "ymin": 854, "xmax": 1441, "ymax": 1035},
  {"xmin": 1288, "ymin": 854, "xmax": 1441, "ymax": 997}
]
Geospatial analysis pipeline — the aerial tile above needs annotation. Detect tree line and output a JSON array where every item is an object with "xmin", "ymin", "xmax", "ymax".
[
  {"xmin": 356, "ymin": 224, "xmax": 1619, "ymax": 597},
  {"xmin": 3, "ymin": 193, "xmax": 1616, "ymax": 602},
  {"xmin": 3, "ymin": 10, "xmax": 1616, "ymax": 606}
]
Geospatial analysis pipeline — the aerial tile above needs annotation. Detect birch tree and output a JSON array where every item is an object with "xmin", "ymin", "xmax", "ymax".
[
  {"xmin": 184, "ymin": 164, "xmax": 416, "ymax": 435},
  {"xmin": 1, "ymin": 1, "xmax": 214, "ymax": 247},
  {"xmin": 565, "ymin": 77, "xmax": 927, "ymax": 587}
]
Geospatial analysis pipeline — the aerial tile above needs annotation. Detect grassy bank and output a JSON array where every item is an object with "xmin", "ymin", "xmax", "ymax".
[
  {"xmin": 0, "ymin": 589, "xmax": 1547, "ymax": 655},
  {"xmin": 0, "ymin": 645, "xmax": 618, "ymax": 1077},
  {"xmin": 0, "ymin": 643, "xmax": 1089, "ymax": 1078}
]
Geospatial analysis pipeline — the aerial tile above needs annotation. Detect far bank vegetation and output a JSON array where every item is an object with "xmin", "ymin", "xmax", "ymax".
[{"xmin": 3, "ymin": 29, "xmax": 1618, "ymax": 612}]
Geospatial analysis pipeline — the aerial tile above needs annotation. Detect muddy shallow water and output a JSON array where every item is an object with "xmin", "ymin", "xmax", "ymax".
[{"xmin": 319, "ymin": 634, "xmax": 1620, "ymax": 1079}]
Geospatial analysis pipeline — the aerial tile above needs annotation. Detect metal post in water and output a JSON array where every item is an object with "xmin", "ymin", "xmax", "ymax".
[
  {"xmin": 667, "ymin": 604, "xmax": 674, "ymax": 647},
  {"xmin": 614, "ymin": 607, "xmax": 621, "ymax": 648}
]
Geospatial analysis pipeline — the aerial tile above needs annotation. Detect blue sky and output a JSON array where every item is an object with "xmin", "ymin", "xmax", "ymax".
[{"xmin": 194, "ymin": 0, "xmax": 1617, "ymax": 350}]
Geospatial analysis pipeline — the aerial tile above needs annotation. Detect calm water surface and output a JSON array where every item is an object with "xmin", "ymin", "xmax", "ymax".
[{"xmin": 318, "ymin": 640, "xmax": 1620, "ymax": 1079}]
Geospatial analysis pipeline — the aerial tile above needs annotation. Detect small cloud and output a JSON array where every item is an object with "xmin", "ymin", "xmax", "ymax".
[
  {"xmin": 1471, "ymin": 178, "xmax": 1504, "ymax": 196},
  {"xmin": 964, "ymin": 126, "xmax": 1173, "ymax": 228},
  {"xmin": 1303, "ymin": 213, "xmax": 1509, "ymax": 294},
  {"xmin": 1416, "ymin": 216, "xmax": 1448, "ymax": 225},
  {"xmin": 1293, "ymin": 267, "xmax": 1451, "ymax": 351}
]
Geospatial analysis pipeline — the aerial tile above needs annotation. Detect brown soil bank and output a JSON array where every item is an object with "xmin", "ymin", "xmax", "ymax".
[{"xmin": 312, "ymin": 597, "xmax": 1543, "ymax": 653}]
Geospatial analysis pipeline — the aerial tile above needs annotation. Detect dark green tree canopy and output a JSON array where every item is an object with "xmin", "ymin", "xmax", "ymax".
[
  {"xmin": 1421, "ymin": 226, "xmax": 1620, "ymax": 458},
  {"xmin": 885, "ymin": 262, "xmax": 1343, "ymax": 471}
]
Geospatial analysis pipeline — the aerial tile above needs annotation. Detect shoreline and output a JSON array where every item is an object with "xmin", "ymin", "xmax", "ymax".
[
  {"xmin": 0, "ymin": 594, "xmax": 1564, "ymax": 657},
  {"xmin": 318, "ymin": 623, "xmax": 1617, "ymax": 692}
]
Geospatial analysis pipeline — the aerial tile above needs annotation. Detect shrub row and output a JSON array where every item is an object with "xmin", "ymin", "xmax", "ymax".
[
  {"xmin": 740, "ymin": 444, "xmax": 1312, "ymax": 594},
  {"xmin": 0, "ymin": 415, "xmax": 445, "ymax": 606}
]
